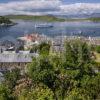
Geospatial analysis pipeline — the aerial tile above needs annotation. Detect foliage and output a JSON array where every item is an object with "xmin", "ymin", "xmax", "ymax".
[
  {"xmin": 30, "ymin": 44, "xmax": 38, "ymax": 53},
  {"xmin": 95, "ymin": 45, "xmax": 100, "ymax": 53},
  {"xmin": 4, "ymin": 68, "xmax": 20, "ymax": 89},
  {"xmin": 0, "ymin": 16, "xmax": 12, "ymax": 24},
  {"xmin": 0, "ymin": 84, "xmax": 12, "ymax": 100},
  {"xmin": 17, "ymin": 83, "xmax": 54, "ymax": 100},
  {"xmin": 0, "ymin": 41, "xmax": 100, "ymax": 100},
  {"xmin": 38, "ymin": 42, "xmax": 50, "ymax": 55},
  {"xmin": 28, "ymin": 56, "xmax": 56, "ymax": 89}
]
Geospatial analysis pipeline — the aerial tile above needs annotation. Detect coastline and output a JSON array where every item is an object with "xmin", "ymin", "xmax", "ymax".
[
  {"xmin": 5, "ymin": 15, "xmax": 100, "ymax": 22},
  {"xmin": 0, "ymin": 23, "xmax": 17, "ymax": 27}
]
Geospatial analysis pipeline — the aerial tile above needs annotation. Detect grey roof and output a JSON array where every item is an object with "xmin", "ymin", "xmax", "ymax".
[{"xmin": 0, "ymin": 53, "xmax": 38, "ymax": 62}]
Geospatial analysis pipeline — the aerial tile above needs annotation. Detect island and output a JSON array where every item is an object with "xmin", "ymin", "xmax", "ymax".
[
  {"xmin": 70, "ymin": 17, "xmax": 100, "ymax": 22},
  {"xmin": 5, "ymin": 15, "xmax": 66, "ymax": 22},
  {"xmin": 0, "ymin": 16, "xmax": 16, "ymax": 26},
  {"xmin": 87, "ymin": 17, "xmax": 100, "ymax": 22},
  {"xmin": 5, "ymin": 15, "xmax": 100, "ymax": 22}
]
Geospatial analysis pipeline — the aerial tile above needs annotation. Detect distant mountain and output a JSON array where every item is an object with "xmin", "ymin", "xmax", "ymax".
[{"xmin": 54, "ymin": 13, "xmax": 100, "ymax": 19}]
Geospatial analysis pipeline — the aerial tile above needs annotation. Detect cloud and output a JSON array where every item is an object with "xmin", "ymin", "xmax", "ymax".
[
  {"xmin": 0, "ymin": 0, "xmax": 100, "ymax": 15},
  {"xmin": 0, "ymin": 0, "xmax": 61, "ymax": 15},
  {"xmin": 60, "ymin": 3, "xmax": 100, "ymax": 15}
]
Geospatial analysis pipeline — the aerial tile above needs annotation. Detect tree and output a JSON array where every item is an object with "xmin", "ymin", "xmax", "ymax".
[
  {"xmin": 30, "ymin": 44, "xmax": 38, "ymax": 53},
  {"xmin": 27, "ymin": 41, "xmax": 98, "ymax": 99},
  {"xmin": 62, "ymin": 40, "xmax": 100, "ymax": 99},
  {"xmin": 95, "ymin": 45, "xmax": 100, "ymax": 53},
  {"xmin": 0, "ymin": 16, "xmax": 12, "ymax": 24},
  {"xmin": 0, "ymin": 84, "xmax": 12, "ymax": 100},
  {"xmin": 28, "ymin": 56, "xmax": 56, "ymax": 88},
  {"xmin": 1, "ymin": 41, "xmax": 99, "ymax": 100},
  {"xmin": 17, "ymin": 83, "xmax": 54, "ymax": 100},
  {"xmin": 4, "ymin": 68, "xmax": 20, "ymax": 90},
  {"xmin": 38, "ymin": 42, "xmax": 50, "ymax": 55}
]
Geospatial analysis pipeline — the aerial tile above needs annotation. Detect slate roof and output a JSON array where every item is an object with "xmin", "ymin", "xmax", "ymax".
[{"xmin": 0, "ymin": 53, "xmax": 38, "ymax": 62}]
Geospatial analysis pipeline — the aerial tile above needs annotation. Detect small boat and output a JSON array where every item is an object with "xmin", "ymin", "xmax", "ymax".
[{"xmin": 35, "ymin": 24, "xmax": 53, "ymax": 28}]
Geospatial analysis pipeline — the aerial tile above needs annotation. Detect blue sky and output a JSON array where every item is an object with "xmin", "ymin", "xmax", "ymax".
[
  {"xmin": 0, "ymin": 0, "xmax": 100, "ymax": 15},
  {"xmin": 0, "ymin": 0, "xmax": 100, "ymax": 3}
]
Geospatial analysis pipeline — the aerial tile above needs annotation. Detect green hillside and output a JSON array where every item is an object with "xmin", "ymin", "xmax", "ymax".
[
  {"xmin": 87, "ymin": 17, "xmax": 100, "ymax": 22},
  {"xmin": 5, "ymin": 15, "xmax": 100, "ymax": 22},
  {"xmin": 6, "ymin": 15, "xmax": 65, "ymax": 22}
]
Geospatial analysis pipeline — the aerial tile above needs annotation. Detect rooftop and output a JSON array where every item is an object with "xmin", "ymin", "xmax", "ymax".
[{"xmin": 0, "ymin": 53, "xmax": 38, "ymax": 63}]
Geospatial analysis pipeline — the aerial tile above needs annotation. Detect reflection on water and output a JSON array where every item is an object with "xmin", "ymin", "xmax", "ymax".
[{"xmin": 0, "ymin": 20, "xmax": 100, "ymax": 40}]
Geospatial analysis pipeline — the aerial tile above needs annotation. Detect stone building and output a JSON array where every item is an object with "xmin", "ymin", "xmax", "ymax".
[{"xmin": 0, "ymin": 52, "xmax": 38, "ymax": 73}]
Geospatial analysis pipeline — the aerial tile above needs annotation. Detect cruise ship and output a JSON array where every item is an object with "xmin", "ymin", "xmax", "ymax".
[{"xmin": 35, "ymin": 24, "xmax": 53, "ymax": 28}]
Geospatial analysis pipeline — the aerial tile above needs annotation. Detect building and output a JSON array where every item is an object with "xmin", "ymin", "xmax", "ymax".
[
  {"xmin": 0, "ymin": 51, "xmax": 38, "ymax": 73},
  {"xmin": 18, "ymin": 33, "xmax": 49, "ymax": 49}
]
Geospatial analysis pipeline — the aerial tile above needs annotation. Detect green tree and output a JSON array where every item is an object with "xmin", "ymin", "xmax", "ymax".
[
  {"xmin": 28, "ymin": 56, "xmax": 56, "ymax": 89},
  {"xmin": 22, "ymin": 41, "xmax": 100, "ymax": 99},
  {"xmin": 0, "ymin": 84, "xmax": 12, "ymax": 100},
  {"xmin": 0, "ymin": 16, "xmax": 12, "ymax": 24},
  {"xmin": 95, "ymin": 45, "xmax": 100, "ymax": 53},
  {"xmin": 30, "ymin": 44, "xmax": 38, "ymax": 53},
  {"xmin": 4, "ymin": 68, "xmax": 20, "ymax": 90},
  {"xmin": 38, "ymin": 42, "xmax": 50, "ymax": 55}
]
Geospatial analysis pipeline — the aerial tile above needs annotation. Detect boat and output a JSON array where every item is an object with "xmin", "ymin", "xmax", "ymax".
[{"xmin": 35, "ymin": 23, "xmax": 53, "ymax": 28}]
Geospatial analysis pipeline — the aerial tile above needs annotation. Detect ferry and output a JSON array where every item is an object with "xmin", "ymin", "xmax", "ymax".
[{"xmin": 35, "ymin": 24, "xmax": 53, "ymax": 28}]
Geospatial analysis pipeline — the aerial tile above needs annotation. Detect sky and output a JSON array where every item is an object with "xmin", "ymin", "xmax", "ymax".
[
  {"xmin": 63, "ymin": 0, "xmax": 100, "ymax": 3},
  {"xmin": 0, "ymin": 0, "xmax": 100, "ymax": 3},
  {"xmin": 0, "ymin": 0, "xmax": 100, "ymax": 15}
]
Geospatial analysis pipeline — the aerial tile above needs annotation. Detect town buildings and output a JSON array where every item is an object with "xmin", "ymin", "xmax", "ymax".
[{"xmin": 0, "ymin": 33, "xmax": 100, "ymax": 74}]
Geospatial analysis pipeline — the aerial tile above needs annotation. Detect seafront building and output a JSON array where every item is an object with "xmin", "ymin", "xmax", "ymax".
[
  {"xmin": 18, "ymin": 33, "xmax": 50, "ymax": 49},
  {"xmin": 0, "ymin": 33, "xmax": 50, "ymax": 74},
  {"xmin": 0, "ymin": 33, "xmax": 100, "ymax": 74}
]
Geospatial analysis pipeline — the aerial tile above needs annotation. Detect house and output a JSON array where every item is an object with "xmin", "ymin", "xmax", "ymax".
[{"xmin": 0, "ymin": 51, "xmax": 38, "ymax": 73}]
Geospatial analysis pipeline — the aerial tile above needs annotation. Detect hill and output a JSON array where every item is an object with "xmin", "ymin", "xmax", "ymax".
[
  {"xmin": 6, "ymin": 15, "xmax": 65, "ymax": 22},
  {"xmin": 5, "ymin": 15, "xmax": 100, "ymax": 22}
]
